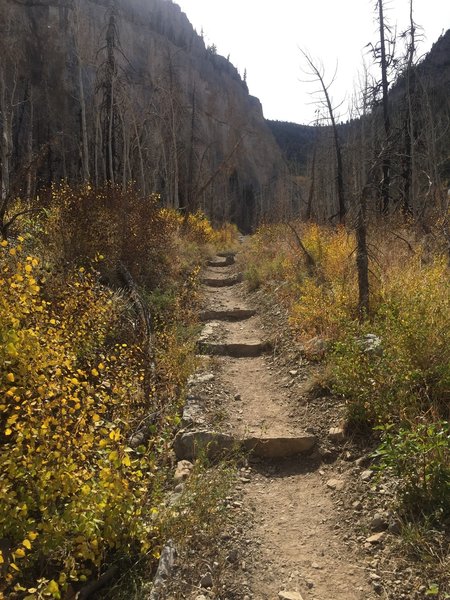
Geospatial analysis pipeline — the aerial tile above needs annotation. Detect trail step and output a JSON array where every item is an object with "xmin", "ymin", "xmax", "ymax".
[
  {"xmin": 216, "ymin": 251, "xmax": 236, "ymax": 258},
  {"xmin": 198, "ymin": 340, "xmax": 271, "ymax": 358},
  {"xmin": 199, "ymin": 308, "xmax": 256, "ymax": 322},
  {"xmin": 173, "ymin": 429, "xmax": 317, "ymax": 461},
  {"xmin": 243, "ymin": 436, "xmax": 316, "ymax": 458},
  {"xmin": 207, "ymin": 256, "xmax": 235, "ymax": 267},
  {"xmin": 201, "ymin": 273, "xmax": 243, "ymax": 287}
]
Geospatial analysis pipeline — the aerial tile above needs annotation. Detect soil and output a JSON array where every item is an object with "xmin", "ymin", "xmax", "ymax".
[{"xmin": 166, "ymin": 247, "xmax": 440, "ymax": 600}]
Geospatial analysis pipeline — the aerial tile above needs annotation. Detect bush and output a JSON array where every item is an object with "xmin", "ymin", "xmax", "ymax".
[{"xmin": 375, "ymin": 422, "xmax": 450, "ymax": 522}]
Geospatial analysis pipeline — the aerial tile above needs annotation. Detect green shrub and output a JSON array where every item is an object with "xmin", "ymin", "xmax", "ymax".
[{"xmin": 375, "ymin": 422, "xmax": 450, "ymax": 522}]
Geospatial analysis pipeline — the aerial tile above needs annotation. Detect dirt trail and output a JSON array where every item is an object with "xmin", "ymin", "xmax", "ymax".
[{"xmin": 196, "ymin": 251, "xmax": 378, "ymax": 600}]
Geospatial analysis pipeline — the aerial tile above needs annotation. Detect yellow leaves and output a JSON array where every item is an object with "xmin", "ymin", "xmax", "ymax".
[
  {"xmin": 27, "ymin": 531, "xmax": 38, "ymax": 541},
  {"xmin": 97, "ymin": 362, "xmax": 105, "ymax": 371},
  {"xmin": 1, "ymin": 239, "xmax": 8, "ymax": 247},
  {"xmin": 45, "ymin": 580, "xmax": 60, "ymax": 598},
  {"xmin": 21, "ymin": 539, "xmax": 32, "ymax": 550},
  {"xmin": 109, "ymin": 429, "xmax": 120, "ymax": 441},
  {"xmin": 122, "ymin": 454, "xmax": 131, "ymax": 467},
  {"xmin": 6, "ymin": 372, "xmax": 15, "ymax": 382},
  {"xmin": 92, "ymin": 413, "xmax": 101, "ymax": 423},
  {"xmin": 91, "ymin": 368, "xmax": 99, "ymax": 377},
  {"xmin": 14, "ymin": 547, "xmax": 26, "ymax": 559}
]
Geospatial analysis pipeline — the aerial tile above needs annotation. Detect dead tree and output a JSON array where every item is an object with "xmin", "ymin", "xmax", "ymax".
[{"xmin": 300, "ymin": 50, "xmax": 346, "ymax": 224}]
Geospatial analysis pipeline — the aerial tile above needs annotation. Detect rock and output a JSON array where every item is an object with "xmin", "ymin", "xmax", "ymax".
[
  {"xmin": 361, "ymin": 469, "xmax": 373, "ymax": 481},
  {"xmin": 200, "ymin": 573, "xmax": 213, "ymax": 588},
  {"xmin": 174, "ymin": 460, "xmax": 193, "ymax": 482},
  {"xmin": 227, "ymin": 548, "xmax": 239, "ymax": 563},
  {"xmin": 328, "ymin": 426, "xmax": 345, "ymax": 442},
  {"xmin": 243, "ymin": 434, "xmax": 316, "ymax": 458},
  {"xmin": 366, "ymin": 532, "xmax": 386, "ymax": 544},
  {"xmin": 358, "ymin": 333, "xmax": 383, "ymax": 355},
  {"xmin": 370, "ymin": 513, "xmax": 389, "ymax": 532},
  {"xmin": 326, "ymin": 478, "xmax": 345, "ymax": 491},
  {"xmin": 289, "ymin": 369, "xmax": 298, "ymax": 377},
  {"xmin": 189, "ymin": 372, "xmax": 215, "ymax": 384},
  {"xmin": 278, "ymin": 592, "xmax": 305, "ymax": 600},
  {"xmin": 200, "ymin": 308, "xmax": 256, "ymax": 321},
  {"xmin": 201, "ymin": 273, "xmax": 243, "ymax": 287},
  {"xmin": 388, "ymin": 519, "xmax": 402, "ymax": 535},
  {"xmin": 194, "ymin": 596, "xmax": 208, "ymax": 600},
  {"xmin": 173, "ymin": 430, "xmax": 237, "ymax": 460},
  {"xmin": 198, "ymin": 340, "xmax": 272, "ymax": 358},
  {"xmin": 207, "ymin": 255, "xmax": 234, "ymax": 267}
]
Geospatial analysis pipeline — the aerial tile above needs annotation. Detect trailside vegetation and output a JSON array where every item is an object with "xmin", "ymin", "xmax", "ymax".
[
  {"xmin": 0, "ymin": 184, "xmax": 237, "ymax": 599},
  {"xmin": 244, "ymin": 219, "xmax": 449, "ymax": 530}
]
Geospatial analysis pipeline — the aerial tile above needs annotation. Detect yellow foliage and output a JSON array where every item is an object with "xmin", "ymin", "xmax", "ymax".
[{"xmin": 0, "ymin": 244, "xmax": 160, "ymax": 596}]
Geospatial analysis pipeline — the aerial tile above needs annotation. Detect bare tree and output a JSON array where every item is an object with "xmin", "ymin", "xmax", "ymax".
[{"xmin": 300, "ymin": 50, "xmax": 346, "ymax": 223}]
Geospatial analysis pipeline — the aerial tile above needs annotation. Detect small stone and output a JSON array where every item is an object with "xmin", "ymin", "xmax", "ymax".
[
  {"xmin": 278, "ymin": 592, "xmax": 305, "ymax": 600},
  {"xmin": 289, "ymin": 370, "xmax": 298, "ymax": 377},
  {"xmin": 326, "ymin": 478, "xmax": 345, "ymax": 491},
  {"xmin": 174, "ymin": 459, "xmax": 193, "ymax": 482},
  {"xmin": 361, "ymin": 469, "xmax": 373, "ymax": 481},
  {"xmin": 227, "ymin": 548, "xmax": 238, "ymax": 563},
  {"xmin": 195, "ymin": 596, "xmax": 208, "ymax": 600},
  {"xmin": 200, "ymin": 572, "xmax": 213, "ymax": 588},
  {"xmin": 370, "ymin": 513, "xmax": 388, "ymax": 532},
  {"xmin": 234, "ymin": 393, "xmax": 241, "ymax": 401},
  {"xmin": 369, "ymin": 573, "xmax": 381, "ymax": 581},
  {"xmin": 328, "ymin": 426, "xmax": 345, "ymax": 442},
  {"xmin": 306, "ymin": 579, "xmax": 314, "ymax": 589},
  {"xmin": 311, "ymin": 562, "xmax": 322, "ymax": 569},
  {"xmin": 366, "ymin": 532, "xmax": 386, "ymax": 544},
  {"xmin": 388, "ymin": 519, "xmax": 401, "ymax": 535},
  {"xmin": 352, "ymin": 501, "xmax": 363, "ymax": 510}
]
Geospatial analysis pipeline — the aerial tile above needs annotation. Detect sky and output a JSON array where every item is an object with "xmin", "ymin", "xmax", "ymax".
[{"xmin": 174, "ymin": 0, "xmax": 450, "ymax": 125}]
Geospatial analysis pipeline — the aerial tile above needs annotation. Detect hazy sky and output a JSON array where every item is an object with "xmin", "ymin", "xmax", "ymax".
[{"xmin": 175, "ymin": 0, "xmax": 450, "ymax": 124}]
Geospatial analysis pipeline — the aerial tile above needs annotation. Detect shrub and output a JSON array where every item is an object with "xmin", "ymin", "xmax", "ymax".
[
  {"xmin": 375, "ymin": 421, "xmax": 450, "ymax": 522},
  {"xmin": 0, "ymin": 242, "xmax": 168, "ymax": 597}
]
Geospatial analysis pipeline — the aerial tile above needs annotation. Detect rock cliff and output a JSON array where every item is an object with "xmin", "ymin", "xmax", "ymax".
[{"xmin": 0, "ymin": 0, "xmax": 286, "ymax": 230}]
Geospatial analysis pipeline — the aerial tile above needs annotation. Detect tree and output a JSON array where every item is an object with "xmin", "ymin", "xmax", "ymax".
[
  {"xmin": 370, "ymin": 0, "xmax": 396, "ymax": 214},
  {"xmin": 300, "ymin": 50, "xmax": 346, "ymax": 223}
]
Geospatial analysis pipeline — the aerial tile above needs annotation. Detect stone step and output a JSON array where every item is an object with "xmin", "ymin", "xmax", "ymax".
[
  {"xmin": 199, "ymin": 308, "xmax": 256, "ymax": 322},
  {"xmin": 173, "ymin": 429, "xmax": 317, "ymax": 461},
  {"xmin": 207, "ymin": 256, "xmax": 235, "ymax": 267},
  {"xmin": 242, "ymin": 436, "xmax": 316, "ymax": 458},
  {"xmin": 197, "ymin": 340, "xmax": 272, "ymax": 358},
  {"xmin": 201, "ymin": 273, "xmax": 243, "ymax": 287},
  {"xmin": 216, "ymin": 250, "xmax": 237, "ymax": 258}
]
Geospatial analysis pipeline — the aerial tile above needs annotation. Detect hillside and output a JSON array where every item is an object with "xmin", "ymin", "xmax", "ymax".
[{"xmin": 0, "ymin": 0, "xmax": 285, "ymax": 230}]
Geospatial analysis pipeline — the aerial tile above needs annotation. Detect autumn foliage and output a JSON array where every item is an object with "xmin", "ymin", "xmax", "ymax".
[{"xmin": 0, "ymin": 186, "xmax": 222, "ymax": 598}]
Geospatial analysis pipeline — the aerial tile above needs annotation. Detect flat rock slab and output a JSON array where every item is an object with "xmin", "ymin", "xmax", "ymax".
[
  {"xmin": 174, "ymin": 430, "xmax": 316, "ymax": 460},
  {"xmin": 198, "ymin": 341, "xmax": 272, "ymax": 358},
  {"xmin": 207, "ymin": 256, "xmax": 235, "ymax": 267},
  {"xmin": 216, "ymin": 251, "xmax": 237, "ymax": 258},
  {"xmin": 243, "ymin": 435, "xmax": 316, "ymax": 458},
  {"xmin": 201, "ymin": 273, "xmax": 243, "ymax": 287},
  {"xmin": 199, "ymin": 308, "xmax": 256, "ymax": 322}
]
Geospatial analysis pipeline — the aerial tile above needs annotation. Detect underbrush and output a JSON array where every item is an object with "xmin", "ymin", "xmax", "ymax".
[
  {"xmin": 243, "ymin": 219, "xmax": 450, "ymax": 530},
  {"xmin": 0, "ymin": 186, "xmax": 238, "ymax": 599}
]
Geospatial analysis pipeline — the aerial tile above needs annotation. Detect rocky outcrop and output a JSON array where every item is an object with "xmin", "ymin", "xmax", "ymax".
[{"xmin": 1, "ymin": 0, "xmax": 286, "ymax": 230}]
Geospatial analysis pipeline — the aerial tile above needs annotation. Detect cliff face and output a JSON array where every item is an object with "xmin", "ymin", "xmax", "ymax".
[{"xmin": 0, "ymin": 0, "xmax": 285, "ymax": 230}]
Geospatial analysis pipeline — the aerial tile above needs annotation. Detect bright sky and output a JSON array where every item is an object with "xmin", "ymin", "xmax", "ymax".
[{"xmin": 174, "ymin": 0, "xmax": 450, "ymax": 124}]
